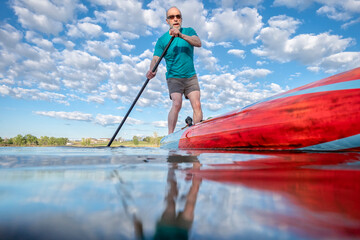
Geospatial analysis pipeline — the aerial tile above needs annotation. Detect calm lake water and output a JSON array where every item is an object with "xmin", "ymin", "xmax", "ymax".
[{"xmin": 0, "ymin": 147, "xmax": 360, "ymax": 239}]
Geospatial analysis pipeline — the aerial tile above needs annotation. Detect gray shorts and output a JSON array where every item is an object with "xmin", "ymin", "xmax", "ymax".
[{"xmin": 166, "ymin": 75, "xmax": 200, "ymax": 99}]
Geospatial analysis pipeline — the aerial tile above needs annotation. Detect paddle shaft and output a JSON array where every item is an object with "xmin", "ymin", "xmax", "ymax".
[{"xmin": 107, "ymin": 36, "xmax": 175, "ymax": 147}]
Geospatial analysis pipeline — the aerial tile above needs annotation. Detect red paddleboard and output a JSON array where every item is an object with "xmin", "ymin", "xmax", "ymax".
[{"xmin": 161, "ymin": 67, "xmax": 360, "ymax": 151}]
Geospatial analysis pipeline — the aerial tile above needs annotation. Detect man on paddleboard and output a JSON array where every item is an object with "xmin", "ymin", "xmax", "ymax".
[{"xmin": 147, "ymin": 6, "xmax": 203, "ymax": 134}]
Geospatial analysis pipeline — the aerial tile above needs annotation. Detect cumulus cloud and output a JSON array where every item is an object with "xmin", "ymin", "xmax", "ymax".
[
  {"xmin": 12, "ymin": 0, "xmax": 84, "ymax": 34},
  {"xmin": 273, "ymin": 0, "xmax": 314, "ymax": 10},
  {"xmin": 236, "ymin": 68, "xmax": 272, "ymax": 78},
  {"xmin": 227, "ymin": 49, "xmax": 246, "ymax": 58},
  {"xmin": 35, "ymin": 111, "xmax": 93, "ymax": 121},
  {"xmin": 95, "ymin": 50, "xmax": 168, "ymax": 107},
  {"xmin": 94, "ymin": 114, "xmax": 143, "ymax": 126},
  {"xmin": 274, "ymin": 0, "xmax": 360, "ymax": 22},
  {"xmin": 317, "ymin": 6, "xmax": 352, "ymax": 21},
  {"xmin": 56, "ymin": 51, "xmax": 108, "ymax": 93},
  {"xmin": 310, "ymin": 52, "xmax": 360, "ymax": 73},
  {"xmin": 87, "ymin": 95, "xmax": 105, "ymax": 104},
  {"xmin": 62, "ymin": 50, "xmax": 100, "ymax": 69},
  {"xmin": 85, "ymin": 40, "xmax": 121, "ymax": 59},
  {"xmin": 0, "ymin": 24, "xmax": 23, "ymax": 48},
  {"xmin": 34, "ymin": 111, "xmax": 144, "ymax": 126},
  {"xmin": 251, "ymin": 15, "xmax": 354, "ymax": 70},
  {"xmin": 92, "ymin": 0, "xmax": 155, "ymax": 34},
  {"xmin": 0, "ymin": 85, "xmax": 67, "ymax": 104},
  {"xmin": 195, "ymin": 48, "xmax": 219, "ymax": 72},
  {"xmin": 13, "ymin": 5, "xmax": 63, "ymax": 34},
  {"xmin": 67, "ymin": 22, "xmax": 103, "ymax": 38},
  {"xmin": 216, "ymin": 0, "xmax": 264, "ymax": 8},
  {"xmin": 204, "ymin": 7, "xmax": 263, "ymax": 44},
  {"xmin": 199, "ymin": 69, "xmax": 284, "ymax": 112}
]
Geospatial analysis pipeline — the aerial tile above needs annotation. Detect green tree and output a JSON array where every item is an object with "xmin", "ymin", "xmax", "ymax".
[
  {"xmin": 6, "ymin": 138, "xmax": 13, "ymax": 145},
  {"xmin": 48, "ymin": 137, "xmax": 57, "ymax": 145},
  {"xmin": 25, "ymin": 134, "xmax": 38, "ymax": 145},
  {"xmin": 13, "ymin": 134, "xmax": 26, "ymax": 146},
  {"xmin": 56, "ymin": 137, "xmax": 68, "ymax": 145},
  {"xmin": 0, "ymin": 137, "xmax": 3, "ymax": 144},
  {"xmin": 133, "ymin": 136, "xmax": 139, "ymax": 145},
  {"xmin": 39, "ymin": 136, "xmax": 49, "ymax": 145}
]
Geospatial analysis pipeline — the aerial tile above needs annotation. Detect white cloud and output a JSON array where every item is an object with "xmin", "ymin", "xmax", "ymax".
[
  {"xmin": 311, "ymin": 52, "xmax": 360, "ymax": 73},
  {"xmin": 227, "ymin": 49, "xmax": 245, "ymax": 58},
  {"xmin": 34, "ymin": 110, "xmax": 144, "ymax": 126},
  {"xmin": 199, "ymin": 71, "xmax": 286, "ymax": 112},
  {"xmin": 252, "ymin": 15, "xmax": 354, "ymax": 69},
  {"xmin": 152, "ymin": 121, "xmax": 167, "ymax": 128},
  {"xmin": 205, "ymin": 7, "xmax": 263, "ymax": 44},
  {"xmin": 216, "ymin": 0, "xmax": 264, "ymax": 8},
  {"xmin": 85, "ymin": 40, "xmax": 121, "ymax": 59},
  {"xmin": 38, "ymin": 82, "xmax": 60, "ymax": 91},
  {"xmin": 62, "ymin": 50, "xmax": 101, "ymax": 69},
  {"xmin": 104, "ymin": 32, "xmax": 136, "ymax": 51},
  {"xmin": 341, "ymin": 17, "xmax": 360, "ymax": 29},
  {"xmin": 0, "ymin": 85, "xmax": 11, "ymax": 95},
  {"xmin": 203, "ymin": 40, "xmax": 232, "ymax": 48},
  {"xmin": 67, "ymin": 21, "xmax": 103, "ymax": 38},
  {"xmin": 256, "ymin": 60, "xmax": 267, "ymax": 66},
  {"xmin": 52, "ymin": 37, "xmax": 75, "ymax": 49},
  {"xmin": 0, "ymin": 86, "xmax": 67, "ymax": 104},
  {"xmin": 273, "ymin": 0, "xmax": 314, "ymax": 10},
  {"xmin": 35, "ymin": 111, "xmax": 93, "ymax": 121},
  {"xmin": 96, "ymin": 50, "xmax": 168, "ymax": 108},
  {"xmin": 0, "ymin": 24, "xmax": 23, "ymax": 48},
  {"xmin": 92, "ymin": 0, "xmax": 153, "ymax": 34},
  {"xmin": 15, "ymin": 0, "xmax": 82, "ymax": 22},
  {"xmin": 236, "ymin": 68, "xmax": 272, "ymax": 78},
  {"xmin": 94, "ymin": 114, "xmax": 143, "ymax": 126},
  {"xmin": 202, "ymin": 102, "xmax": 223, "ymax": 111},
  {"xmin": 78, "ymin": 22, "xmax": 102, "ymax": 36},
  {"xmin": 195, "ymin": 48, "xmax": 219, "ymax": 72},
  {"xmin": 11, "ymin": 0, "xmax": 83, "ymax": 35},
  {"xmin": 13, "ymin": 5, "xmax": 63, "ymax": 34},
  {"xmin": 274, "ymin": 0, "xmax": 360, "ymax": 21},
  {"xmin": 87, "ymin": 95, "xmax": 105, "ymax": 104},
  {"xmin": 317, "ymin": 6, "xmax": 352, "ymax": 21}
]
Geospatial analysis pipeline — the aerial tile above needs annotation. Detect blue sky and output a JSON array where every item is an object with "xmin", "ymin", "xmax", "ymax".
[{"xmin": 1, "ymin": 0, "xmax": 359, "ymax": 140}]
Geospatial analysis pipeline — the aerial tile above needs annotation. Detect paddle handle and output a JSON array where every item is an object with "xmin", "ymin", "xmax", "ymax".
[{"xmin": 107, "ymin": 36, "xmax": 175, "ymax": 147}]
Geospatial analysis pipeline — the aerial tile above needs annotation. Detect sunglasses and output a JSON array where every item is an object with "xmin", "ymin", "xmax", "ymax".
[{"xmin": 167, "ymin": 14, "xmax": 182, "ymax": 20}]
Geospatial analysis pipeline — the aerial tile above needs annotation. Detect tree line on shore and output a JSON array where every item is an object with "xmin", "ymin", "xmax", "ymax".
[
  {"xmin": 0, "ymin": 133, "xmax": 163, "ymax": 147},
  {"xmin": 0, "ymin": 134, "xmax": 68, "ymax": 146}
]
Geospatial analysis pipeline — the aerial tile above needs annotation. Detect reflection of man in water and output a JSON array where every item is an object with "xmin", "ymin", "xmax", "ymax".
[{"xmin": 153, "ymin": 155, "xmax": 201, "ymax": 240}]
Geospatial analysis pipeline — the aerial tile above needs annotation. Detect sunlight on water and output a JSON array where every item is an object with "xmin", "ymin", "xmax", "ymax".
[{"xmin": 0, "ymin": 147, "xmax": 360, "ymax": 239}]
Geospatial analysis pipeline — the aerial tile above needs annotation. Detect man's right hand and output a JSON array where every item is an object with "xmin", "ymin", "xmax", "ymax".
[{"xmin": 146, "ymin": 70, "xmax": 156, "ymax": 79}]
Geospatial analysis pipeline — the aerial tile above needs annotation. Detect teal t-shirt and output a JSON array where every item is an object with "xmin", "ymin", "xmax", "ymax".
[{"xmin": 154, "ymin": 27, "xmax": 197, "ymax": 79}]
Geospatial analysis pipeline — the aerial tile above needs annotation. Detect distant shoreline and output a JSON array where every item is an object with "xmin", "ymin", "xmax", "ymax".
[{"xmin": 0, "ymin": 141, "xmax": 160, "ymax": 148}]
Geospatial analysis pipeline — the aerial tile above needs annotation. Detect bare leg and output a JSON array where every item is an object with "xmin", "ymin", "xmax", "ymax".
[
  {"xmin": 186, "ymin": 91, "xmax": 203, "ymax": 124},
  {"xmin": 168, "ymin": 93, "xmax": 182, "ymax": 134}
]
